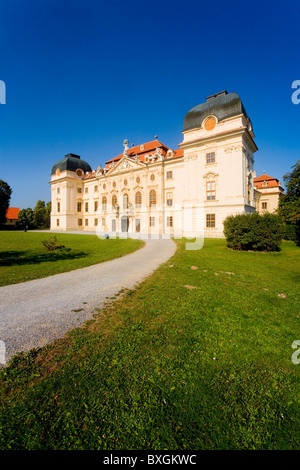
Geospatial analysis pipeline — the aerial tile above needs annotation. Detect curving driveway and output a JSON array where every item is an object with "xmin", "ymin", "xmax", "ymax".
[{"xmin": 0, "ymin": 238, "xmax": 176, "ymax": 365}]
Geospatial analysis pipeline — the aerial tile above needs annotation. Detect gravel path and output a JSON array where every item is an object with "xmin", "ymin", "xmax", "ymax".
[{"xmin": 0, "ymin": 238, "xmax": 176, "ymax": 365}]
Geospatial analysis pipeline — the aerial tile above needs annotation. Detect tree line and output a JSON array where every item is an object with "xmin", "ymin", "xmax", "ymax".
[
  {"xmin": 0, "ymin": 180, "xmax": 51, "ymax": 229},
  {"xmin": 18, "ymin": 201, "xmax": 51, "ymax": 229}
]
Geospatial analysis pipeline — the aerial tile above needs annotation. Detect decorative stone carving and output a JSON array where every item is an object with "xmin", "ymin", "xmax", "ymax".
[
  {"xmin": 203, "ymin": 171, "xmax": 219, "ymax": 180},
  {"xmin": 119, "ymin": 159, "xmax": 130, "ymax": 170},
  {"xmin": 154, "ymin": 147, "xmax": 164, "ymax": 161},
  {"xmin": 123, "ymin": 139, "xmax": 129, "ymax": 157}
]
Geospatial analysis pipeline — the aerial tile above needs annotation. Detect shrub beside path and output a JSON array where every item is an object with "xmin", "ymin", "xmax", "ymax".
[{"xmin": 0, "ymin": 238, "xmax": 176, "ymax": 364}]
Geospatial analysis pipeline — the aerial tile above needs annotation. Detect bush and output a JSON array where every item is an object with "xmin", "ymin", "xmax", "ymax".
[
  {"xmin": 42, "ymin": 236, "xmax": 66, "ymax": 251},
  {"xmin": 223, "ymin": 212, "xmax": 284, "ymax": 251}
]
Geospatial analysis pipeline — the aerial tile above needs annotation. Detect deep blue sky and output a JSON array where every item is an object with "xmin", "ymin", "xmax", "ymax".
[{"xmin": 0, "ymin": 0, "xmax": 299, "ymax": 209}]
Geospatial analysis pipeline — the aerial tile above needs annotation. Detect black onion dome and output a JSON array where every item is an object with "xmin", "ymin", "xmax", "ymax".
[
  {"xmin": 51, "ymin": 153, "xmax": 92, "ymax": 175},
  {"xmin": 183, "ymin": 90, "xmax": 251, "ymax": 132}
]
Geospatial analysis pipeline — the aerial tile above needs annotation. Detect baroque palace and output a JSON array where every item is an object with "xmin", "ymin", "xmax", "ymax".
[{"xmin": 50, "ymin": 90, "xmax": 283, "ymax": 238}]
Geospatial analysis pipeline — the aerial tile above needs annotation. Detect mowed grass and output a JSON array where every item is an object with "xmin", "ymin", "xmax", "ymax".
[
  {"xmin": 0, "ymin": 239, "xmax": 299, "ymax": 450},
  {"xmin": 0, "ymin": 231, "xmax": 144, "ymax": 286}
]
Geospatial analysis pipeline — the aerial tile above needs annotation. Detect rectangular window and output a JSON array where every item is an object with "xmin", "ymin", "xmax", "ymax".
[
  {"xmin": 262, "ymin": 202, "xmax": 267, "ymax": 210},
  {"xmin": 206, "ymin": 214, "xmax": 216, "ymax": 228},
  {"xmin": 78, "ymin": 218, "xmax": 83, "ymax": 226},
  {"xmin": 94, "ymin": 201, "xmax": 98, "ymax": 212},
  {"xmin": 112, "ymin": 219, "xmax": 116, "ymax": 232},
  {"xmin": 94, "ymin": 218, "xmax": 98, "ymax": 226},
  {"xmin": 57, "ymin": 202, "xmax": 60, "ymax": 212},
  {"xmin": 85, "ymin": 219, "xmax": 88, "ymax": 226},
  {"xmin": 149, "ymin": 217, "xmax": 155, "ymax": 227},
  {"xmin": 166, "ymin": 170, "xmax": 173, "ymax": 179},
  {"xmin": 77, "ymin": 202, "xmax": 82, "ymax": 212},
  {"xmin": 85, "ymin": 202, "xmax": 89, "ymax": 212},
  {"xmin": 167, "ymin": 216, "xmax": 173, "ymax": 227},
  {"xmin": 85, "ymin": 187, "xmax": 88, "ymax": 194},
  {"xmin": 206, "ymin": 181, "xmax": 216, "ymax": 200},
  {"xmin": 94, "ymin": 185, "xmax": 98, "ymax": 192},
  {"xmin": 77, "ymin": 187, "xmax": 82, "ymax": 193},
  {"xmin": 206, "ymin": 152, "xmax": 215, "ymax": 164},
  {"xmin": 57, "ymin": 187, "xmax": 60, "ymax": 194},
  {"xmin": 56, "ymin": 219, "xmax": 59, "ymax": 227},
  {"xmin": 102, "ymin": 218, "xmax": 106, "ymax": 226},
  {"xmin": 135, "ymin": 219, "xmax": 141, "ymax": 233},
  {"xmin": 166, "ymin": 192, "xmax": 173, "ymax": 207}
]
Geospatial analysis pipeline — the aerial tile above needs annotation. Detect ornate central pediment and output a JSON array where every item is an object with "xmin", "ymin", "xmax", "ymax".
[{"xmin": 106, "ymin": 156, "xmax": 145, "ymax": 175}]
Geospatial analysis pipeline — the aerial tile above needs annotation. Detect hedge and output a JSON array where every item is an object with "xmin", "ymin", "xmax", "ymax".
[{"xmin": 223, "ymin": 212, "xmax": 284, "ymax": 251}]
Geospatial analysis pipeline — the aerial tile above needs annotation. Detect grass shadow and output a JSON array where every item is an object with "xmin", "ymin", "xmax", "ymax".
[{"xmin": 0, "ymin": 249, "xmax": 88, "ymax": 266}]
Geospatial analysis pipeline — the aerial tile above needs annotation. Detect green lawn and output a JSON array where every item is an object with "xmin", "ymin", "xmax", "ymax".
[
  {"xmin": 0, "ymin": 239, "xmax": 299, "ymax": 450},
  {"xmin": 0, "ymin": 231, "xmax": 144, "ymax": 286}
]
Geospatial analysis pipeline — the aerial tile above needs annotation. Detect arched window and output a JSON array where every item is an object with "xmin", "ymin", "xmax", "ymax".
[
  {"xmin": 149, "ymin": 189, "xmax": 156, "ymax": 207},
  {"xmin": 123, "ymin": 193, "xmax": 129, "ymax": 209},
  {"xmin": 112, "ymin": 195, "xmax": 118, "ymax": 207},
  {"xmin": 135, "ymin": 191, "xmax": 142, "ymax": 208},
  {"xmin": 102, "ymin": 196, "xmax": 107, "ymax": 211}
]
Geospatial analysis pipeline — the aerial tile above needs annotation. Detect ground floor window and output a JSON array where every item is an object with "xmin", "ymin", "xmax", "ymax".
[
  {"xmin": 94, "ymin": 218, "xmax": 98, "ymax": 226},
  {"xmin": 102, "ymin": 218, "xmax": 106, "ymax": 226},
  {"xmin": 149, "ymin": 216, "xmax": 155, "ymax": 227},
  {"xmin": 112, "ymin": 219, "xmax": 116, "ymax": 232},
  {"xmin": 56, "ymin": 219, "xmax": 59, "ymax": 227},
  {"xmin": 78, "ymin": 218, "xmax": 83, "ymax": 226},
  {"xmin": 206, "ymin": 213, "xmax": 216, "ymax": 228},
  {"xmin": 262, "ymin": 202, "xmax": 267, "ymax": 211},
  {"xmin": 85, "ymin": 219, "xmax": 88, "ymax": 226},
  {"xmin": 135, "ymin": 219, "xmax": 141, "ymax": 232}
]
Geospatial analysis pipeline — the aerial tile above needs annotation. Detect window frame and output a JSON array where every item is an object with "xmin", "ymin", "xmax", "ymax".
[
  {"xmin": 166, "ymin": 192, "xmax": 173, "ymax": 207},
  {"xmin": 206, "ymin": 152, "xmax": 216, "ymax": 164},
  {"xmin": 149, "ymin": 189, "xmax": 156, "ymax": 207},
  {"xmin": 206, "ymin": 181, "xmax": 216, "ymax": 200},
  {"xmin": 206, "ymin": 213, "xmax": 216, "ymax": 228},
  {"xmin": 167, "ymin": 216, "xmax": 173, "ymax": 227}
]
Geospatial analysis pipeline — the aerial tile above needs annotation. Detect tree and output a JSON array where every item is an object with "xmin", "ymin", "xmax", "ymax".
[
  {"xmin": 18, "ymin": 208, "xmax": 34, "ymax": 228},
  {"xmin": 33, "ymin": 200, "xmax": 48, "ymax": 228},
  {"xmin": 278, "ymin": 160, "xmax": 300, "ymax": 245},
  {"xmin": 45, "ymin": 201, "xmax": 51, "ymax": 228},
  {"xmin": 0, "ymin": 180, "xmax": 12, "ymax": 226}
]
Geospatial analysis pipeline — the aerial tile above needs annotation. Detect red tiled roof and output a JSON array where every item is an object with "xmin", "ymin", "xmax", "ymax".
[
  {"xmin": 253, "ymin": 174, "xmax": 282, "ymax": 189},
  {"xmin": 254, "ymin": 180, "xmax": 281, "ymax": 189},
  {"xmin": 82, "ymin": 141, "xmax": 184, "ymax": 179},
  {"xmin": 105, "ymin": 140, "xmax": 170, "ymax": 165},
  {"xmin": 173, "ymin": 149, "xmax": 184, "ymax": 158},
  {"xmin": 254, "ymin": 174, "xmax": 278, "ymax": 182},
  {"xmin": 6, "ymin": 207, "xmax": 20, "ymax": 220}
]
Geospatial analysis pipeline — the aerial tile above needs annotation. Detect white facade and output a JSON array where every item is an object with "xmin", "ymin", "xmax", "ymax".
[{"xmin": 50, "ymin": 91, "xmax": 258, "ymax": 238}]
